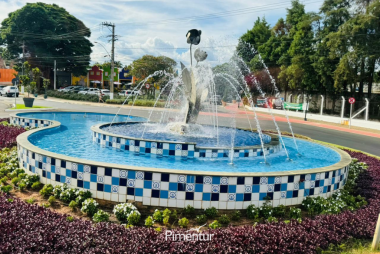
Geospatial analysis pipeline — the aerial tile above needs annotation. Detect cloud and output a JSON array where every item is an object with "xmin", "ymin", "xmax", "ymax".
[{"xmin": 0, "ymin": 0, "xmax": 321, "ymax": 68}]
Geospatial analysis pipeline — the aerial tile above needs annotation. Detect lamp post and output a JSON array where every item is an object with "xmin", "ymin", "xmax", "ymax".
[{"xmin": 94, "ymin": 41, "xmax": 114, "ymax": 98}]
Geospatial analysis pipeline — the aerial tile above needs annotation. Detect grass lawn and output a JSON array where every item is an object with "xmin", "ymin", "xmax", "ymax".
[{"xmin": 10, "ymin": 104, "xmax": 51, "ymax": 110}]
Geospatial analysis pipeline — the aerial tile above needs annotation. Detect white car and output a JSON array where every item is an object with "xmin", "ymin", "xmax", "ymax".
[
  {"xmin": 118, "ymin": 90, "xmax": 141, "ymax": 96},
  {"xmin": 1, "ymin": 86, "xmax": 19, "ymax": 97},
  {"xmin": 60, "ymin": 86, "xmax": 76, "ymax": 93},
  {"xmin": 78, "ymin": 88, "xmax": 99, "ymax": 95},
  {"xmin": 99, "ymin": 89, "xmax": 110, "ymax": 96}
]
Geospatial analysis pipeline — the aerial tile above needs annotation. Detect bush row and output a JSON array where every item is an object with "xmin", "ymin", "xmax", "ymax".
[{"xmin": 0, "ymin": 120, "xmax": 26, "ymax": 149}]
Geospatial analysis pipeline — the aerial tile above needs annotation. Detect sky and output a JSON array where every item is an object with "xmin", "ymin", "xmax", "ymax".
[{"xmin": 0, "ymin": 0, "xmax": 323, "ymax": 68}]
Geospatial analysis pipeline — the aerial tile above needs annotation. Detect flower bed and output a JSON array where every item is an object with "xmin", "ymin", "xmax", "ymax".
[
  {"xmin": 0, "ymin": 119, "xmax": 25, "ymax": 149},
  {"xmin": 0, "ymin": 150, "xmax": 379, "ymax": 253}
]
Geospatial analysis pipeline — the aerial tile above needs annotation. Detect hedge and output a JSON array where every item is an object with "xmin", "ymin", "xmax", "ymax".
[{"xmin": 0, "ymin": 150, "xmax": 379, "ymax": 253}]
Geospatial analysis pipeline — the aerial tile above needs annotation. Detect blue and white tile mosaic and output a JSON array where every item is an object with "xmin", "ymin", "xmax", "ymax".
[
  {"xmin": 92, "ymin": 128, "xmax": 282, "ymax": 160},
  {"xmin": 17, "ymin": 144, "xmax": 349, "ymax": 209},
  {"xmin": 10, "ymin": 116, "xmax": 52, "ymax": 128}
]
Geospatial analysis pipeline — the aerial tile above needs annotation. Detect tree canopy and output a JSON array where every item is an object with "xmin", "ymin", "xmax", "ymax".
[
  {"xmin": 127, "ymin": 55, "xmax": 177, "ymax": 82},
  {"xmin": 238, "ymin": 0, "xmax": 380, "ymax": 110},
  {"xmin": 0, "ymin": 2, "xmax": 93, "ymax": 77}
]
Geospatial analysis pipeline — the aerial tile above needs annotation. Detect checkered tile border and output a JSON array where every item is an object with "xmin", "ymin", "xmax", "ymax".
[
  {"xmin": 10, "ymin": 116, "xmax": 52, "ymax": 128},
  {"xmin": 92, "ymin": 129, "xmax": 282, "ymax": 159},
  {"xmin": 17, "ymin": 143, "xmax": 349, "ymax": 209}
]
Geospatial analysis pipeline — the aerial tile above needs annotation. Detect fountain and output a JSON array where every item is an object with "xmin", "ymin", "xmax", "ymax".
[{"xmin": 11, "ymin": 29, "xmax": 352, "ymax": 210}]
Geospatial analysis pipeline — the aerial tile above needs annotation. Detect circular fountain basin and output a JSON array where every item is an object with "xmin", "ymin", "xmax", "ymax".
[
  {"xmin": 92, "ymin": 122, "xmax": 280, "ymax": 160},
  {"xmin": 11, "ymin": 112, "xmax": 351, "ymax": 210}
]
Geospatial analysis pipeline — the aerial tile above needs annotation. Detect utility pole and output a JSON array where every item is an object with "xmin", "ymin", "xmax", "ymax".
[
  {"xmin": 101, "ymin": 22, "xmax": 116, "ymax": 99},
  {"xmin": 54, "ymin": 60, "xmax": 56, "ymax": 90},
  {"xmin": 21, "ymin": 41, "xmax": 25, "ymax": 75}
]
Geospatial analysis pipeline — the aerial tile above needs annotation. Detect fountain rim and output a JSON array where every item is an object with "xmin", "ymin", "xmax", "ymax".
[
  {"xmin": 13, "ymin": 111, "xmax": 352, "ymax": 176},
  {"xmin": 94, "ymin": 122, "xmax": 277, "ymax": 150}
]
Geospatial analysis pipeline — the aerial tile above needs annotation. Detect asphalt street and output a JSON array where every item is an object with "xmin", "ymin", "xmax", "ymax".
[{"xmin": 1, "ymin": 96, "xmax": 379, "ymax": 156}]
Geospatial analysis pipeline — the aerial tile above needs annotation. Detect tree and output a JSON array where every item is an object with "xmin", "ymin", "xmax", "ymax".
[
  {"xmin": 237, "ymin": 17, "xmax": 271, "ymax": 63},
  {"xmin": 127, "ymin": 55, "xmax": 176, "ymax": 81},
  {"xmin": 127, "ymin": 55, "xmax": 176, "ymax": 98},
  {"xmin": 0, "ymin": 3, "xmax": 93, "ymax": 78}
]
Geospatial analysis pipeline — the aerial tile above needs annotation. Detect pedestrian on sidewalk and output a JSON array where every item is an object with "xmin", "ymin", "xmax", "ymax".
[{"xmin": 98, "ymin": 92, "xmax": 104, "ymax": 103}]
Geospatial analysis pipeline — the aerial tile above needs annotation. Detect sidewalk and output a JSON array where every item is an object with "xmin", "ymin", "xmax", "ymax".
[
  {"xmin": 245, "ymin": 105, "xmax": 380, "ymax": 132},
  {"xmin": 240, "ymin": 104, "xmax": 380, "ymax": 139}
]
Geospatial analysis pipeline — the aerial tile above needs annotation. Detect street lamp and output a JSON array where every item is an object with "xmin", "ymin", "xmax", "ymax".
[
  {"xmin": 94, "ymin": 41, "xmax": 114, "ymax": 99},
  {"xmin": 304, "ymin": 95, "xmax": 311, "ymax": 121}
]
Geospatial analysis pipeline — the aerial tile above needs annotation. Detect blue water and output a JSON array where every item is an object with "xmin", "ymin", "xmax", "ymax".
[
  {"xmin": 21, "ymin": 112, "xmax": 341, "ymax": 173},
  {"xmin": 102, "ymin": 123, "xmax": 271, "ymax": 147}
]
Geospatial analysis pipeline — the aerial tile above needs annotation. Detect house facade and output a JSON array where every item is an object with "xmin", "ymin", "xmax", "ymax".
[{"xmin": 88, "ymin": 66, "xmax": 103, "ymax": 87}]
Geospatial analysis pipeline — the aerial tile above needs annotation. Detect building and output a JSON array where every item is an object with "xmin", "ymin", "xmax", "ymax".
[
  {"xmin": 119, "ymin": 68, "xmax": 133, "ymax": 89},
  {"xmin": 88, "ymin": 66, "xmax": 103, "ymax": 88},
  {"xmin": 102, "ymin": 67, "xmax": 119, "ymax": 89},
  {"xmin": 0, "ymin": 69, "xmax": 18, "ymax": 85},
  {"xmin": 71, "ymin": 74, "xmax": 87, "ymax": 86}
]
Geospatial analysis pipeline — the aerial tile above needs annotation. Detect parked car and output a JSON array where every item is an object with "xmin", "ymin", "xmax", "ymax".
[
  {"xmin": 1, "ymin": 86, "xmax": 19, "ymax": 97},
  {"xmin": 79, "ymin": 88, "xmax": 100, "ymax": 95},
  {"xmin": 118, "ymin": 90, "xmax": 141, "ymax": 96},
  {"xmin": 98, "ymin": 89, "xmax": 110, "ymax": 96},
  {"xmin": 69, "ymin": 86, "xmax": 86, "ymax": 93},
  {"xmin": 209, "ymin": 95, "xmax": 222, "ymax": 105},
  {"xmin": 59, "ymin": 86, "xmax": 76, "ymax": 93},
  {"xmin": 0, "ymin": 85, "xmax": 7, "ymax": 92}
]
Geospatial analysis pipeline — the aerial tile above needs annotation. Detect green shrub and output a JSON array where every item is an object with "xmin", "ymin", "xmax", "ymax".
[
  {"xmin": 7, "ymin": 198, "xmax": 13, "ymax": 202},
  {"xmin": 81, "ymin": 198, "xmax": 99, "ymax": 217},
  {"xmin": 18, "ymin": 183, "xmax": 26, "ymax": 191},
  {"xmin": 113, "ymin": 203, "xmax": 139, "ymax": 222},
  {"xmin": 145, "ymin": 216, "xmax": 154, "ymax": 228},
  {"xmin": 11, "ymin": 177, "xmax": 21, "ymax": 186},
  {"xmin": 40, "ymin": 184, "xmax": 54, "ymax": 197},
  {"xmin": 127, "ymin": 100, "xmax": 165, "ymax": 108},
  {"xmin": 153, "ymin": 209, "xmax": 163, "ymax": 222},
  {"xmin": 231, "ymin": 211, "xmax": 241, "ymax": 221},
  {"xmin": 219, "ymin": 214, "xmax": 230, "ymax": 225},
  {"xmin": 48, "ymin": 196, "xmax": 56, "ymax": 204},
  {"xmin": 155, "ymin": 227, "xmax": 162, "ymax": 233},
  {"xmin": 41, "ymin": 203, "xmax": 50, "ymax": 208},
  {"xmin": 31, "ymin": 181, "xmax": 42, "ymax": 190},
  {"xmin": 183, "ymin": 205, "xmax": 195, "ymax": 218},
  {"xmin": 127, "ymin": 211, "xmax": 141, "ymax": 225},
  {"xmin": 75, "ymin": 190, "xmax": 92, "ymax": 207},
  {"xmin": 0, "ymin": 176, "xmax": 8, "ymax": 185},
  {"xmin": 273, "ymin": 205, "xmax": 287, "ymax": 218},
  {"xmin": 171, "ymin": 210, "xmax": 178, "ymax": 221},
  {"xmin": 26, "ymin": 198, "xmax": 35, "ymax": 204},
  {"xmin": 247, "ymin": 204, "xmax": 260, "ymax": 219},
  {"xmin": 93, "ymin": 210, "xmax": 110, "ymax": 223},
  {"xmin": 60, "ymin": 188, "xmax": 78, "ymax": 203},
  {"xmin": 267, "ymin": 216, "xmax": 278, "ymax": 223},
  {"xmin": 163, "ymin": 216, "xmax": 170, "ymax": 226},
  {"xmin": 1, "ymin": 185, "xmax": 12, "ymax": 194},
  {"xmin": 163, "ymin": 208, "xmax": 171, "ymax": 218},
  {"xmin": 178, "ymin": 217, "xmax": 189, "ymax": 228},
  {"xmin": 69, "ymin": 200, "xmax": 78, "ymax": 211},
  {"xmin": 209, "ymin": 220, "xmax": 221, "ymax": 229},
  {"xmin": 205, "ymin": 207, "xmax": 218, "ymax": 219},
  {"xmin": 66, "ymin": 216, "xmax": 74, "ymax": 222},
  {"xmin": 289, "ymin": 207, "xmax": 302, "ymax": 219},
  {"xmin": 196, "ymin": 214, "xmax": 208, "ymax": 225}
]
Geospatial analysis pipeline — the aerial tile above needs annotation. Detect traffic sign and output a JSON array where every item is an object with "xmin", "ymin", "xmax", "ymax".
[
  {"xmin": 145, "ymin": 83, "xmax": 150, "ymax": 89},
  {"xmin": 349, "ymin": 97, "xmax": 355, "ymax": 104}
]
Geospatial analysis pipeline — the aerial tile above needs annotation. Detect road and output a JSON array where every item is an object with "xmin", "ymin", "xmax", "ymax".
[{"xmin": 1, "ymin": 96, "xmax": 379, "ymax": 156}]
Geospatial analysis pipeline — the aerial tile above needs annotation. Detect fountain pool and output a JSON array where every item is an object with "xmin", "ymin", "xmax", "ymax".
[{"xmin": 12, "ymin": 111, "xmax": 351, "ymax": 209}]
